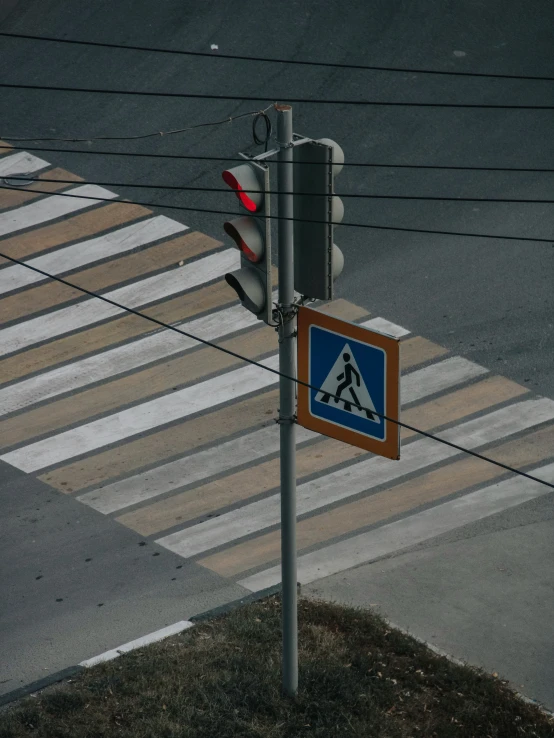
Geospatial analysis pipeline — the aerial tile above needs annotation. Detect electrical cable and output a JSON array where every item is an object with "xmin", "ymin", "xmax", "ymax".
[
  {"xmin": 1, "ymin": 247, "xmax": 552, "ymax": 492},
  {"xmin": 4, "ymin": 174, "xmax": 554, "ymax": 204},
  {"xmin": 1, "ymin": 83, "xmax": 553, "ymax": 109},
  {"xmin": 2, "ymin": 144, "xmax": 554, "ymax": 173},
  {"xmin": 1, "ymin": 106, "xmax": 274, "ymax": 143},
  {"xmin": 0, "ymin": 183, "xmax": 551, "ymax": 243},
  {"xmin": 1, "ymin": 31, "xmax": 554, "ymax": 82},
  {"xmin": 252, "ymin": 111, "xmax": 272, "ymax": 152}
]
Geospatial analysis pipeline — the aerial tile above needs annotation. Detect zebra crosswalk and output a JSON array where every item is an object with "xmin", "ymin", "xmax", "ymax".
[{"xmin": 1, "ymin": 142, "xmax": 553, "ymax": 598}]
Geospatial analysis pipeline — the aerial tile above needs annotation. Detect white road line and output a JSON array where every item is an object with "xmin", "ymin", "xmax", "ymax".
[
  {"xmin": 0, "ymin": 185, "xmax": 117, "ymax": 238},
  {"xmin": 0, "ymin": 303, "xmax": 258, "ymax": 415},
  {"xmin": 80, "ymin": 426, "xmax": 318, "ymax": 514},
  {"xmin": 402, "ymin": 355, "xmax": 486, "ymax": 404},
  {"xmin": 0, "ymin": 151, "xmax": 50, "ymax": 177},
  {"xmin": 0, "ymin": 215, "xmax": 188, "ymax": 294},
  {"xmin": 239, "ymin": 461, "xmax": 554, "ymax": 592},
  {"xmin": 0, "ymin": 248, "xmax": 238, "ymax": 357},
  {"xmin": 79, "ymin": 620, "xmax": 194, "ymax": 668},
  {"xmin": 363, "ymin": 317, "xmax": 410, "ymax": 338},
  {"xmin": 80, "ymin": 355, "xmax": 486, "ymax": 514},
  {"xmin": 1, "ymin": 354, "xmax": 280, "ymax": 472},
  {"xmin": 156, "ymin": 397, "xmax": 554, "ymax": 559}
]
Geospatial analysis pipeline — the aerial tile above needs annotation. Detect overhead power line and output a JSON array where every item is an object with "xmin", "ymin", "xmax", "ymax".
[
  {"xmin": 5, "ymin": 174, "xmax": 554, "ymax": 204},
  {"xmin": 1, "ymin": 106, "xmax": 273, "ymax": 143},
  {"xmin": 1, "ymin": 83, "xmax": 553, "ymax": 109},
  {"xmin": 0, "ymin": 183, "xmax": 551, "ymax": 243},
  {"xmin": 2, "ymin": 144, "xmax": 554, "ymax": 173},
  {"xmin": 1, "ymin": 31, "xmax": 554, "ymax": 82},
  {"xmin": 1, "ymin": 247, "xmax": 552, "ymax": 493}
]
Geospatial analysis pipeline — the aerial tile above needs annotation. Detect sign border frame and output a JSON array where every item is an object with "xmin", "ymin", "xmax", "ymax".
[{"xmin": 297, "ymin": 306, "xmax": 400, "ymax": 459}]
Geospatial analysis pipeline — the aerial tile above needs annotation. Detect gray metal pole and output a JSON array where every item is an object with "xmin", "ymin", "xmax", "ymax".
[{"xmin": 275, "ymin": 103, "xmax": 298, "ymax": 697}]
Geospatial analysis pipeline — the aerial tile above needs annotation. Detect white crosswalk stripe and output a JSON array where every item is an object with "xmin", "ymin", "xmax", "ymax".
[
  {"xmin": 1, "ymin": 354, "xmax": 280, "ymax": 471},
  {"xmin": 362, "ymin": 317, "xmax": 410, "ymax": 338},
  {"xmin": 0, "ymin": 248, "xmax": 238, "ymax": 357},
  {"xmin": 0, "ymin": 303, "xmax": 258, "ymax": 415},
  {"xmin": 79, "ymin": 425, "xmax": 317, "ymax": 514},
  {"xmin": 0, "ymin": 185, "xmax": 117, "ymax": 238},
  {"xmin": 0, "ymin": 151, "xmax": 50, "ymax": 177},
  {"xmin": 79, "ymin": 355, "xmax": 487, "ymax": 514},
  {"xmin": 0, "ymin": 215, "xmax": 188, "ymax": 294},
  {"xmin": 156, "ymin": 398, "xmax": 554, "ymax": 558},
  {"xmin": 239, "ymin": 461, "xmax": 554, "ymax": 592}
]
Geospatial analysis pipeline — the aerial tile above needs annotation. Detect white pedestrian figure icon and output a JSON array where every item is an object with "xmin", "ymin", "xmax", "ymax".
[{"xmin": 315, "ymin": 343, "xmax": 380, "ymax": 422}]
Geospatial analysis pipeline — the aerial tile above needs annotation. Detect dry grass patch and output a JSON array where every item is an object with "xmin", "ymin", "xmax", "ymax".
[{"xmin": 1, "ymin": 596, "xmax": 552, "ymax": 737}]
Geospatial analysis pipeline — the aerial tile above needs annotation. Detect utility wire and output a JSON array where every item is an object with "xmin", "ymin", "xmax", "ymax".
[
  {"xmin": 4, "ymin": 174, "xmax": 554, "ymax": 204},
  {"xmin": 2, "ymin": 144, "xmax": 554, "ymax": 173},
  {"xmin": 1, "ymin": 248, "xmax": 552, "ymax": 492},
  {"xmin": 0, "ymin": 183, "xmax": 551, "ymax": 243},
  {"xmin": 1, "ymin": 31, "xmax": 554, "ymax": 82},
  {"xmin": 1, "ymin": 83, "xmax": 553, "ymax": 109},
  {"xmin": 1, "ymin": 107, "xmax": 273, "ymax": 143}
]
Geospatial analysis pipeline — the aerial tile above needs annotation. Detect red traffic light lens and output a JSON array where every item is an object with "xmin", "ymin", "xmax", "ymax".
[
  {"xmin": 222, "ymin": 164, "xmax": 264, "ymax": 212},
  {"xmin": 222, "ymin": 170, "xmax": 257, "ymax": 212}
]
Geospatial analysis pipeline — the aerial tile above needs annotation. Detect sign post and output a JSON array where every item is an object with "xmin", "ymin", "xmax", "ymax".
[
  {"xmin": 297, "ymin": 306, "xmax": 401, "ymax": 459},
  {"xmin": 275, "ymin": 104, "xmax": 298, "ymax": 697}
]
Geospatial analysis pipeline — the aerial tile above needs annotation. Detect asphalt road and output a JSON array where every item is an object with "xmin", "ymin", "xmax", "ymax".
[
  {"xmin": 1, "ymin": 0, "xmax": 552, "ymax": 394},
  {"xmin": 1, "ymin": 0, "xmax": 553, "ymax": 705}
]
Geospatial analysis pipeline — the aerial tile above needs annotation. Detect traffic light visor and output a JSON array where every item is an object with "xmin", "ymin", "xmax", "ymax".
[
  {"xmin": 225, "ymin": 267, "xmax": 266, "ymax": 314},
  {"xmin": 224, "ymin": 217, "xmax": 264, "ymax": 263},
  {"xmin": 222, "ymin": 163, "xmax": 263, "ymax": 212}
]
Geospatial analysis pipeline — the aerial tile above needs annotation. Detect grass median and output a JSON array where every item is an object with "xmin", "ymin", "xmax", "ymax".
[{"xmin": 1, "ymin": 595, "xmax": 552, "ymax": 737}]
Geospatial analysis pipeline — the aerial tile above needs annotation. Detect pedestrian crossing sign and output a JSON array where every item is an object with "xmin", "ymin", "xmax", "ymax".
[{"xmin": 297, "ymin": 307, "xmax": 400, "ymax": 459}]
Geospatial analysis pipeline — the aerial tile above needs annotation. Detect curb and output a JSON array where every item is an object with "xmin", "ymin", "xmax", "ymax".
[
  {"xmin": 381, "ymin": 615, "xmax": 554, "ymax": 719},
  {"xmin": 4, "ymin": 585, "xmax": 551, "ymax": 720},
  {"xmin": 0, "ymin": 666, "xmax": 84, "ymax": 709},
  {"xmin": 0, "ymin": 584, "xmax": 282, "ymax": 708}
]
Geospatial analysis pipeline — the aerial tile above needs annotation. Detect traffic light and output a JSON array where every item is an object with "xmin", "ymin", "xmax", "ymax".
[
  {"xmin": 222, "ymin": 160, "xmax": 273, "ymax": 324},
  {"xmin": 293, "ymin": 138, "xmax": 344, "ymax": 300}
]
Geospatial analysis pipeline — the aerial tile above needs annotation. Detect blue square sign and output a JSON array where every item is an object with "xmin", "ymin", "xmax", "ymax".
[
  {"xmin": 298, "ymin": 307, "xmax": 400, "ymax": 458},
  {"xmin": 309, "ymin": 324, "xmax": 386, "ymax": 441}
]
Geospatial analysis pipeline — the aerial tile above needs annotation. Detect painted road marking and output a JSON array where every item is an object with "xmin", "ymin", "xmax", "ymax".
[
  {"xmin": 39, "ymin": 389, "xmax": 281, "ymax": 493},
  {"xmin": 156, "ymin": 397, "xmax": 554, "ymax": 558},
  {"xmin": 35, "ymin": 341, "xmax": 449, "ymax": 494},
  {"xmin": 120, "ymin": 375, "xmax": 524, "ymax": 538},
  {"xmin": 82, "ymin": 425, "xmax": 317, "ymax": 515},
  {"xmin": 110, "ymin": 357, "xmax": 493, "ymax": 527},
  {"xmin": 0, "ymin": 201, "xmax": 149, "ymax": 266},
  {"xmin": 403, "ymin": 355, "xmax": 487, "ymax": 404},
  {"xmin": 0, "ymin": 231, "xmax": 213, "ymax": 325},
  {"xmin": 123, "ymin": 374, "xmax": 518, "ymax": 538},
  {"xmin": 362, "ymin": 317, "xmax": 410, "ymax": 338},
  {"xmin": 79, "ymin": 621, "xmax": 194, "ymax": 668},
  {"xmin": 0, "ymin": 151, "xmax": 49, "ymax": 177},
  {"xmin": 5, "ymin": 341, "xmax": 458, "ymax": 492},
  {"xmin": 0, "ymin": 300, "xmax": 364, "ymax": 452},
  {"xmin": 0, "ymin": 168, "xmax": 84, "ymax": 210},
  {"xmin": 0, "ymin": 185, "xmax": 117, "ymax": 238},
  {"xmin": 1, "ymin": 355, "xmax": 280, "ymax": 472},
  {"xmin": 0, "ymin": 317, "xmax": 277, "ymax": 448},
  {"xmin": 0, "ymin": 303, "xmax": 258, "ymax": 415},
  {"xmin": 239, "ymin": 461, "xmax": 554, "ymax": 591},
  {"xmin": 0, "ymin": 251, "xmax": 231, "ymax": 384},
  {"xmin": 0, "ymin": 215, "xmax": 188, "ymax": 294},
  {"xmin": 0, "ymin": 248, "xmax": 238, "ymax": 357},
  {"xmin": 200, "ymin": 422, "xmax": 553, "ymax": 577},
  {"xmin": 0, "ymin": 304, "xmax": 359, "ymax": 443}
]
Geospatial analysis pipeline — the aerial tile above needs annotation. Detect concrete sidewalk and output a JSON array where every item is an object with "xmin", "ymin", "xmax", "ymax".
[{"xmin": 304, "ymin": 491, "xmax": 554, "ymax": 711}]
